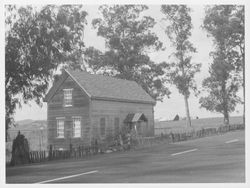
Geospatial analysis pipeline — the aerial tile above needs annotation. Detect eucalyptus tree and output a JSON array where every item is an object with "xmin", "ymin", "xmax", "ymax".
[
  {"xmin": 161, "ymin": 5, "xmax": 201, "ymax": 127},
  {"xmin": 84, "ymin": 5, "xmax": 170, "ymax": 101},
  {"xmin": 201, "ymin": 5, "xmax": 244, "ymax": 124}
]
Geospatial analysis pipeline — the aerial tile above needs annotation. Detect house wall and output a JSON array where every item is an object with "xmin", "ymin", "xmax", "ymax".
[
  {"xmin": 47, "ymin": 76, "xmax": 91, "ymax": 150},
  {"xmin": 90, "ymin": 99, "xmax": 154, "ymax": 142}
]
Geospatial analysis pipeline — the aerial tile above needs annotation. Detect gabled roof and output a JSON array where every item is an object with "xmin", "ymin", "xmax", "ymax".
[{"xmin": 44, "ymin": 69, "xmax": 155, "ymax": 104}]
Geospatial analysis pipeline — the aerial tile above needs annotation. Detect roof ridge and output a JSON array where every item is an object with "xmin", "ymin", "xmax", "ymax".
[
  {"xmin": 66, "ymin": 69, "xmax": 137, "ymax": 84},
  {"xmin": 63, "ymin": 68, "xmax": 155, "ymax": 104}
]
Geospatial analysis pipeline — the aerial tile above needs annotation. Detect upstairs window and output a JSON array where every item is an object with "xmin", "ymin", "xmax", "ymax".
[
  {"xmin": 100, "ymin": 117, "xmax": 106, "ymax": 136},
  {"xmin": 63, "ymin": 89, "xmax": 73, "ymax": 107},
  {"xmin": 56, "ymin": 118, "xmax": 65, "ymax": 138},
  {"xmin": 73, "ymin": 117, "xmax": 81, "ymax": 138}
]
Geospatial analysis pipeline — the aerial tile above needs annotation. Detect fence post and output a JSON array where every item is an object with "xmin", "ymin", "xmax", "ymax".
[
  {"xmin": 69, "ymin": 144, "xmax": 73, "ymax": 158},
  {"xmin": 48, "ymin": 145, "xmax": 52, "ymax": 160},
  {"xmin": 29, "ymin": 152, "xmax": 31, "ymax": 163}
]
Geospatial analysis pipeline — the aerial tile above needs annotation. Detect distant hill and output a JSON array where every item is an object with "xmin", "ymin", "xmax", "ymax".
[
  {"xmin": 16, "ymin": 119, "xmax": 34, "ymax": 125},
  {"xmin": 13, "ymin": 119, "xmax": 47, "ymax": 130}
]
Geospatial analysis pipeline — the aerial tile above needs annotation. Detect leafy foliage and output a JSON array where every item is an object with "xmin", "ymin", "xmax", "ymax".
[
  {"xmin": 203, "ymin": 5, "xmax": 244, "ymax": 73},
  {"xmin": 5, "ymin": 5, "xmax": 87, "ymax": 132},
  {"xmin": 200, "ymin": 5, "xmax": 244, "ymax": 124},
  {"xmin": 199, "ymin": 57, "xmax": 242, "ymax": 113},
  {"xmin": 84, "ymin": 5, "xmax": 170, "ymax": 101},
  {"xmin": 161, "ymin": 5, "xmax": 201, "ymax": 126}
]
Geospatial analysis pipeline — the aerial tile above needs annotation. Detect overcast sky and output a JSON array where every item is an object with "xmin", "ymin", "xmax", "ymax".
[{"xmin": 13, "ymin": 4, "xmax": 244, "ymax": 121}]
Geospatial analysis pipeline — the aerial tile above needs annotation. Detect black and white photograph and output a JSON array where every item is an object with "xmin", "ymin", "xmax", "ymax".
[{"xmin": 2, "ymin": 0, "xmax": 248, "ymax": 186}]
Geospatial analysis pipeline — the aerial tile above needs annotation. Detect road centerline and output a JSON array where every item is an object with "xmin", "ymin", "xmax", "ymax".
[
  {"xmin": 34, "ymin": 170, "xmax": 99, "ymax": 184},
  {"xmin": 225, "ymin": 139, "xmax": 239, "ymax": 144},
  {"xmin": 171, "ymin": 148, "xmax": 198, "ymax": 156}
]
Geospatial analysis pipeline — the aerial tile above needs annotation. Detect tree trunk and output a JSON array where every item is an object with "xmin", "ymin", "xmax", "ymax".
[
  {"xmin": 243, "ymin": 53, "xmax": 245, "ymax": 127},
  {"xmin": 223, "ymin": 109, "xmax": 229, "ymax": 125},
  {"xmin": 184, "ymin": 94, "xmax": 192, "ymax": 127},
  {"xmin": 221, "ymin": 80, "xmax": 229, "ymax": 125}
]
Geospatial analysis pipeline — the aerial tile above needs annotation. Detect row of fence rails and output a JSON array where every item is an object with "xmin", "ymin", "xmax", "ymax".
[
  {"xmin": 217, "ymin": 124, "xmax": 244, "ymax": 134},
  {"xmin": 161, "ymin": 125, "xmax": 226, "ymax": 139},
  {"xmin": 157, "ymin": 124, "xmax": 244, "ymax": 144},
  {"xmin": 138, "ymin": 136, "xmax": 154, "ymax": 148},
  {"xmin": 48, "ymin": 145, "xmax": 98, "ymax": 161},
  {"xmin": 154, "ymin": 127, "xmax": 173, "ymax": 136},
  {"xmin": 25, "ymin": 124, "xmax": 245, "ymax": 165},
  {"xmin": 47, "ymin": 142, "xmax": 112, "ymax": 161},
  {"xmin": 52, "ymin": 124, "xmax": 245, "ymax": 159},
  {"xmin": 29, "ymin": 150, "xmax": 48, "ymax": 163},
  {"xmin": 231, "ymin": 124, "xmax": 244, "ymax": 130},
  {"xmin": 16, "ymin": 143, "xmax": 113, "ymax": 165}
]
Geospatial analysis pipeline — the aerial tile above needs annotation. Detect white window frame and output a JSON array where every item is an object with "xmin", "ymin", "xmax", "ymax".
[
  {"xmin": 56, "ymin": 117, "xmax": 65, "ymax": 138},
  {"xmin": 72, "ymin": 116, "xmax": 81, "ymax": 138},
  {"xmin": 63, "ymin": 88, "xmax": 73, "ymax": 107}
]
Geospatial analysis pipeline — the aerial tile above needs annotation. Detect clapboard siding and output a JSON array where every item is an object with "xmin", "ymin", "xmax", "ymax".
[
  {"xmin": 49, "ymin": 76, "xmax": 89, "ymax": 108},
  {"xmin": 47, "ymin": 76, "xmax": 91, "ymax": 149},
  {"xmin": 91, "ymin": 99, "xmax": 154, "ymax": 140},
  {"xmin": 46, "ymin": 71, "xmax": 156, "ymax": 149}
]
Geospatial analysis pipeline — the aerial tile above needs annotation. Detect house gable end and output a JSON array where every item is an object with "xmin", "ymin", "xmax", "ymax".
[
  {"xmin": 65, "ymin": 69, "xmax": 91, "ymax": 98},
  {"xmin": 44, "ymin": 71, "xmax": 69, "ymax": 102},
  {"xmin": 44, "ymin": 70, "xmax": 91, "ymax": 103}
]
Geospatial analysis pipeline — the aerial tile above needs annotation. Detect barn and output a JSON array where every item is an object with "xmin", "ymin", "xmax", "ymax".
[{"xmin": 44, "ymin": 69, "xmax": 155, "ymax": 150}]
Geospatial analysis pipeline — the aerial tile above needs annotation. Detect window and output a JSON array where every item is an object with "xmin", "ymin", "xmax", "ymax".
[
  {"xmin": 73, "ymin": 117, "xmax": 81, "ymax": 138},
  {"xmin": 114, "ymin": 117, "xmax": 119, "ymax": 135},
  {"xmin": 56, "ymin": 118, "xmax": 64, "ymax": 138},
  {"xmin": 63, "ymin": 89, "xmax": 73, "ymax": 107},
  {"xmin": 100, "ymin": 118, "xmax": 106, "ymax": 136}
]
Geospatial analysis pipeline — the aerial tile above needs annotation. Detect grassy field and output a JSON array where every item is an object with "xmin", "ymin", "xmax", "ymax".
[{"xmin": 155, "ymin": 116, "xmax": 243, "ymax": 135}]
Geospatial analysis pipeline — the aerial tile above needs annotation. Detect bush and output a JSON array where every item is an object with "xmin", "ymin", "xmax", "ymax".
[{"xmin": 10, "ymin": 131, "xmax": 30, "ymax": 166}]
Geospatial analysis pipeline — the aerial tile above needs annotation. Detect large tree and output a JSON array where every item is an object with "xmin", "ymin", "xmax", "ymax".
[
  {"xmin": 84, "ymin": 5, "xmax": 170, "ymax": 101},
  {"xmin": 5, "ymin": 5, "xmax": 87, "ymax": 138},
  {"xmin": 200, "ymin": 5, "xmax": 244, "ymax": 124},
  {"xmin": 199, "ymin": 52, "xmax": 242, "ymax": 124},
  {"xmin": 161, "ymin": 5, "xmax": 201, "ymax": 127}
]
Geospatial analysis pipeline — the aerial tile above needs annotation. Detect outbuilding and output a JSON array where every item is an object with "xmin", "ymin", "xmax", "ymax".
[{"xmin": 44, "ymin": 69, "xmax": 155, "ymax": 150}]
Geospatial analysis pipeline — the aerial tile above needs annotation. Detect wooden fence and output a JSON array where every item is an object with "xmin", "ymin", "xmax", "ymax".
[
  {"xmin": 27, "ymin": 143, "xmax": 119, "ymax": 163},
  {"xmin": 136, "ymin": 123, "xmax": 245, "ymax": 148},
  {"xmin": 29, "ymin": 151, "xmax": 48, "ymax": 163},
  {"xmin": 9, "ymin": 123, "xmax": 244, "ymax": 166}
]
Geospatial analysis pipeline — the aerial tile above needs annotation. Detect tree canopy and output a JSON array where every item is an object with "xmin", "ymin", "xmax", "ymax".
[
  {"xmin": 203, "ymin": 5, "xmax": 244, "ymax": 73},
  {"xmin": 84, "ymin": 5, "xmax": 170, "ymax": 101},
  {"xmin": 5, "ymin": 5, "xmax": 87, "ymax": 133}
]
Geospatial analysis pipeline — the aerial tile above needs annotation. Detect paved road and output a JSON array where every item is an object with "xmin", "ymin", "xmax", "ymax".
[{"xmin": 6, "ymin": 130, "xmax": 245, "ymax": 183}]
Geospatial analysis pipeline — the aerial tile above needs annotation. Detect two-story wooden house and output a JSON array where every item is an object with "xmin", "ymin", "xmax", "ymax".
[{"xmin": 44, "ymin": 69, "xmax": 155, "ymax": 150}]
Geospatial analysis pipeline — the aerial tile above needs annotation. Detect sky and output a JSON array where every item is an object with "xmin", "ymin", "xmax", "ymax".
[{"xmin": 12, "ymin": 4, "xmax": 244, "ymax": 121}]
